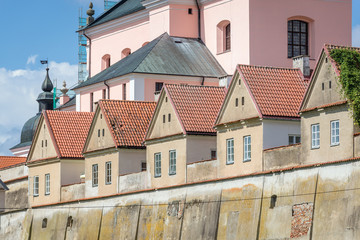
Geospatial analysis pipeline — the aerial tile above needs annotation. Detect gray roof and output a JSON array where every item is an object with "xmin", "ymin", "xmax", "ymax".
[
  {"xmin": 56, "ymin": 96, "xmax": 76, "ymax": 110},
  {"xmin": 73, "ymin": 33, "xmax": 226, "ymax": 90},
  {"xmin": 82, "ymin": 0, "xmax": 145, "ymax": 30},
  {"xmin": 10, "ymin": 114, "xmax": 41, "ymax": 150}
]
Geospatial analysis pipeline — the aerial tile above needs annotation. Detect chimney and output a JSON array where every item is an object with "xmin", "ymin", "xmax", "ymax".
[
  {"xmin": 293, "ymin": 55, "xmax": 310, "ymax": 77},
  {"xmin": 60, "ymin": 81, "xmax": 70, "ymax": 105},
  {"xmin": 86, "ymin": 2, "xmax": 95, "ymax": 25}
]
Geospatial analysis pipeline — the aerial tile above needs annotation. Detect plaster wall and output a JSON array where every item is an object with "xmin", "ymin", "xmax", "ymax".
[
  {"xmin": 187, "ymin": 159, "xmax": 218, "ymax": 183},
  {"xmin": 118, "ymin": 149, "xmax": 146, "ymax": 175},
  {"xmin": 85, "ymin": 151, "xmax": 119, "ymax": 198},
  {"xmin": 29, "ymin": 118, "xmax": 57, "ymax": 161},
  {"xmin": 217, "ymin": 72, "xmax": 259, "ymax": 125},
  {"xmin": 263, "ymin": 119, "xmax": 301, "ymax": 150},
  {"xmin": 28, "ymin": 161, "xmax": 61, "ymax": 206},
  {"xmin": 147, "ymin": 137, "xmax": 187, "ymax": 188},
  {"xmin": 301, "ymin": 105, "xmax": 354, "ymax": 164},
  {"xmin": 354, "ymin": 135, "xmax": 360, "ymax": 158},
  {"xmin": 60, "ymin": 160, "xmax": 84, "ymax": 186},
  {"xmin": 61, "ymin": 183, "xmax": 85, "ymax": 202},
  {"xmin": 0, "ymin": 165, "xmax": 27, "ymax": 182},
  {"xmin": 0, "ymin": 192, "xmax": 4, "ymax": 211},
  {"xmin": 5, "ymin": 179, "xmax": 29, "ymax": 211},
  {"xmin": 249, "ymin": 0, "xmax": 351, "ymax": 70},
  {"xmin": 118, "ymin": 171, "xmax": 149, "ymax": 193},
  {"xmin": 217, "ymin": 119, "xmax": 263, "ymax": 178},
  {"xmin": 263, "ymin": 144, "xmax": 302, "ymax": 171},
  {"xmin": 186, "ymin": 135, "xmax": 217, "ymax": 163},
  {"xmin": 168, "ymin": 4, "xmax": 198, "ymax": 38}
]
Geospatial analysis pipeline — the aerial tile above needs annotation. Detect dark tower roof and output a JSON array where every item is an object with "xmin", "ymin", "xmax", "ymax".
[
  {"xmin": 41, "ymin": 68, "xmax": 53, "ymax": 92},
  {"xmin": 10, "ymin": 114, "xmax": 41, "ymax": 150}
]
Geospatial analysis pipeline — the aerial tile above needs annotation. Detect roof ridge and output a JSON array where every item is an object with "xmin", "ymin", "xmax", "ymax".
[
  {"xmin": 99, "ymin": 99, "xmax": 156, "ymax": 103},
  {"xmin": 325, "ymin": 43, "xmax": 360, "ymax": 50},
  {"xmin": 133, "ymin": 33, "xmax": 167, "ymax": 72},
  {"xmin": 237, "ymin": 63, "xmax": 301, "ymax": 72},
  {"xmin": 164, "ymin": 83, "xmax": 225, "ymax": 89}
]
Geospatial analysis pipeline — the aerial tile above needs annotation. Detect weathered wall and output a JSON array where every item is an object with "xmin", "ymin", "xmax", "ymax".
[
  {"xmin": 263, "ymin": 144, "xmax": 302, "ymax": 170},
  {"xmin": 119, "ymin": 171, "xmax": 149, "ymax": 193},
  {"xmin": 2, "ymin": 159, "xmax": 360, "ymax": 239},
  {"xmin": 5, "ymin": 179, "xmax": 29, "ymax": 210},
  {"xmin": 187, "ymin": 159, "xmax": 218, "ymax": 183},
  {"xmin": 61, "ymin": 183, "xmax": 85, "ymax": 202},
  {"xmin": 0, "ymin": 165, "xmax": 27, "ymax": 182}
]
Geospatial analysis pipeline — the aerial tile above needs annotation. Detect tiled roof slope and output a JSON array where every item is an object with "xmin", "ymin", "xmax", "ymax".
[
  {"xmin": 56, "ymin": 96, "xmax": 76, "ymax": 110},
  {"xmin": 45, "ymin": 111, "xmax": 94, "ymax": 158},
  {"xmin": 238, "ymin": 65, "xmax": 308, "ymax": 118},
  {"xmin": 99, "ymin": 100, "xmax": 156, "ymax": 147},
  {"xmin": 165, "ymin": 84, "xmax": 226, "ymax": 133},
  {"xmin": 0, "ymin": 156, "xmax": 26, "ymax": 170},
  {"xmin": 83, "ymin": 0, "xmax": 145, "ymax": 30},
  {"xmin": 324, "ymin": 44, "xmax": 360, "ymax": 75},
  {"xmin": 73, "ymin": 33, "xmax": 226, "ymax": 90}
]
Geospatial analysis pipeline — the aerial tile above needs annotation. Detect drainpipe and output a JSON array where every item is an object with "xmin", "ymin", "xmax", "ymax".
[
  {"xmin": 104, "ymin": 80, "xmax": 110, "ymax": 99},
  {"xmin": 83, "ymin": 32, "xmax": 92, "ymax": 78},
  {"xmin": 201, "ymin": 77, "xmax": 205, "ymax": 85},
  {"xmin": 195, "ymin": 0, "xmax": 201, "ymax": 40}
]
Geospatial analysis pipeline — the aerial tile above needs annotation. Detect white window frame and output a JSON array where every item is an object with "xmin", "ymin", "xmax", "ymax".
[
  {"xmin": 169, "ymin": 150, "xmax": 176, "ymax": 175},
  {"xmin": 33, "ymin": 176, "xmax": 39, "ymax": 197},
  {"xmin": 226, "ymin": 138, "xmax": 234, "ymax": 164},
  {"xmin": 331, "ymin": 120, "xmax": 340, "ymax": 146},
  {"xmin": 92, "ymin": 164, "xmax": 98, "ymax": 187},
  {"xmin": 289, "ymin": 135, "xmax": 301, "ymax": 145},
  {"xmin": 154, "ymin": 153, "xmax": 161, "ymax": 177},
  {"xmin": 243, "ymin": 135, "xmax": 251, "ymax": 162},
  {"xmin": 311, "ymin": 124, "xmax": 320, "ymax": 149},
  {"xmin": 45, "ymin": 173, "xmax": 50, "ymax": 195},
  {"xmin": 105, "ymin": 161, "xmax": 112, "ymax": 185}
]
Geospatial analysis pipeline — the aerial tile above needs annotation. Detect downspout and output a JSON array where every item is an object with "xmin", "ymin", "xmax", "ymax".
[
  {"xmin": 104, "ymin": 80, "xmax": 110, "ymax": 99},
  {"xmin": 83, "ymin": 32, "xmax": 92, "ymax": 78},
  {"xmin": 201, "ymin": 77, "xmax": 205, "ymax": 85},
  {"xmin": 195, "ymin": 0, "xmax": 201, "ymax": 40}
]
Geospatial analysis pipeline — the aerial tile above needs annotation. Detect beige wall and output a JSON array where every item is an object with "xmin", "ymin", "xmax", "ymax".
[
  {"xmin": 29, "ymin": 118, "xmax": 57, "ymax": 161},
  {"xmin": 302, "ymin": 53, "xmax": 344, "ymax": 110},
  {"xmin": 5, "ymin": 179, "xmax": 29, "ymax": 211},
  {"xmin": 119, "ymin": 149, "xmax": 146, "ymax": 175},
  {"xmin": 217, "ymin": 71, "xmax": 259, "ymax": 125},
  {"xmin": 60, "ymin": 183, "xmax": 85, "ymax": 202},
  {"xmin": 85, "ymin": 108, "xmax": 115, "ymax": 153},
  {"xmin": 186, "ymin": 135, "xmax": 217, "ymax": 163},
  {"xmin": 147, "ymin": 92, "xmax": 184, "ymax": 140},
  {"xmin": 28, "ymin": 161, "xmax": 61, "ymax": 206},
  {"xmin": 217, "ymin": 119, "xmax": 263, "ymax": 178},
  {"xmin": 187, "ymin": 160, "xmax": 218, "ymax": 183},
  {"xmin": 61, "ymin": 161, "xmax": 84, "ymax": 186},
  {"xmin": 147, "ymin": 137, "xmax": 187, "ymax": 188},
  {"xmin": 263, "ymin": 144, "xmax": 302, "ymax": 171},
  {"xmin": 354, "ymin": 135, "xmax": 360, "ymax": 158},
  {"xmin": 0, "ymin": 165, "xmax": 27, "ymax": 182},
  {"xmin": 85, "ymin": 150, "xmax": 119, "ymax": 198},
  {"xmin": 301, "ymin": 105, "xmax": 355, "ymax": 164}
]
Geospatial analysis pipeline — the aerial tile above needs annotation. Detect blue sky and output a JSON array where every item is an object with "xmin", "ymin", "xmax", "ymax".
[{"xmin": 0, "ymin": 0, "xmax": 359, "ymax": 156}]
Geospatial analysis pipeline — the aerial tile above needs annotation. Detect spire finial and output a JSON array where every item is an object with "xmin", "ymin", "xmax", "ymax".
[
  {"xmin": 41, "ymin": 68, "xmax": 53, "ymax": 92},
  {"xmin": 60, "ymin": 80, "xmax": 69, "ymax": 96},
  {"xmin": 87, "ymin": 2, "xmax": 95, "ymax": 25}
]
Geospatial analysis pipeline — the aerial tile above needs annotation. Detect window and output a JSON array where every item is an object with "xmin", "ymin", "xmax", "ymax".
[
  {"xmin": 45, "ymin": 140, "xmax": 47, "ymax": 147},
  {"xmin": 102, "ymin": 129, "xmax": 105, "ymax": 137},
  {"xmin": 211, "ymin": 150, "xmax": 217, "ymax": 159},
  {"xmin": 155, "ymin": 82, "xmax": 164, "ymax": 93},
  {"xmin": 311, "ymin": 124, "xmax": 320, "ymax": 149},
  {"xmin": 289, "ymin": 135, "xmax": 301, "ymax": 145},
  {"xmin": 188, "ymin": 8, "xmax": 193, "ymax": 14},
  {"xmin": 90, "ymin": 92, "xmax": 94, "ymax": 112},
  {"xmin": 105, "ymin": 161, "xmax": 112, "ymax": 184},
  {"xmin": 98, "ymin": 129, "xmax": 100, "ymax": 137},
  {"xmin": 45, "ymin": 173, "xmax": 50, "ymax": 195},
  {"xmin": 92, "ymin": 164, "xmax": 98, "ymax": 187},
  {"xmin": 169, "ymin": 150, "xmax": 176, "ymax": 175},
  {"xmin": 244, "ymin": 135, "xmax": 251, "ymax": 162},
  {"xmin": 226, "ymin": 138, "xmax": 234, "ymax": 164},
  {"xmin": 288, "ymin": 20, "xmax": 308, "ymax": 58},
  {"xmin": 235, "ymin": 98, "xmax": 239, "ymax": 107},
  {"xmin": 329, "ymin": 81, "xmax": 332, "ymax": 89},
  {"xmin": 225, "ymin": 23, "xmax": 231, "ymax": 51},
  {"xmin": 331, "ymin": 120, "xmax": 340, "ymax": 146},
  {"xmin": 163, "ymin": 115, "xmax": 166, "ymax": 123},
  {"xmin": 154, "ymin": 153, "xmax": 161, "ymax": 177},
  {"xmin": 121, "ymin": 48, "xmax": 131, "ymax": 59},
  {"xmin": 270, "ymin": 195, "xmax": 277, "ymax": 209},
  {"xmin": 168, "ymin": 114, "xmax": 171, "ymax": 122},
  {"xmin": 42, "ymin": 218, "xmax": 48, "ymax": 228},
  {"xmin": 101, "ymin": 54, "xmax": 111, "ymax": 70},
  {"xmin": 141, "ymin": 162, "xmax": 147, "ymax": 172},
  {"xmin": 122, "ymin": 84, "xmax": 126, "ymax": 100},
  {"xmin": 33, "ymin": 176, "xmax": 39, "ymax": 196},
  {"xmin": 322, "ymin": 82, "xmax": 325, "ymax": 91},
  {"xmin": 41, "ymin": 140, "xmax": 43, "ymax": 148},
  {"xmin": 242, "ymin": 97, "xmax": 245, "ymax": 106}
]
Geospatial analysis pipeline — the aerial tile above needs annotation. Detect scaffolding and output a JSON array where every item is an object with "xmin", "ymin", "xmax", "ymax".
[
  {"xmin": 78, "ymin": 14, "xmax": 87, "ymax": 83},
  {"xmin": 104, "ymin": 0, "xmax": 119, "ymax": 11}
]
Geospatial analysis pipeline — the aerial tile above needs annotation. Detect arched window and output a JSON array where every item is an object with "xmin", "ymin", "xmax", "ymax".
[
  {"xmin": 217, "ymin": 20, "xmax": 231, "ymax": 53},
  {"xmin": 121, "ymin": 48, "xmax": 131, "ymax": 59},
  {"xmin": 142, "ymin": 42, "xmax": 150, "ymax": 47},
  {"xmin": 288, "ymin": 20, "xmax": 308, "ymax": 58},
  {"xmin": 101, "ymin": 54, "xmax": 111, "ymax": 70}
]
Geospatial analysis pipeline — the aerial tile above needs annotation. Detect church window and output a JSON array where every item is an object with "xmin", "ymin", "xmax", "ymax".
[
  {"xmin": 123, "ymin": 84, "xmax": 126, "ymax": 100},
  {"xmin": 121, "ymin": 48, "xmax": 131, "ymax": 59},
  {"xmin": 225, "ymin": 23, "xmax": 231, "ymax": 51},
  {"xmin": 101, "ymin": 54, "xmax": 111, "ymax": 70},
  {"xmin": 288, "ymin": 20, "xmax": 308, "ymax": 58},
  {"xmin": 217, "ymin": 20, "xmax": 231, "ymax": 53}
]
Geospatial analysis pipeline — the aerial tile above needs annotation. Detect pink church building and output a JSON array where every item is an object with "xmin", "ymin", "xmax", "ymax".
[{"xmin": 72, "ymin": 0, "xmax": 351, "ymax": 112}]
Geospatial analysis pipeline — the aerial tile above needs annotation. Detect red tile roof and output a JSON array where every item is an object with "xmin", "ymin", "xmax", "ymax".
[
  {"xmin": 238, "ymin": 64, "xmax": 308, "ymax": 118},
  {"xmin": 99, "ymin": 100, "xmax": 156, "ymax": 147},
  {"xmin": 165, "ymin": 84, "xmax": 226, "ymax": 133},
  {"xmin": 0, "ymin": 156, "xmax": 26, "ymax": 170},
  {"xmin": 43, "ymin": 111, "xmax": 94, "ymax": 159}
]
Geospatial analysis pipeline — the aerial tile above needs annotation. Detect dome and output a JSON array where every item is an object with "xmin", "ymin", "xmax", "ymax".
[{"xmin": 10, "ymin": 114, "xmax": 41, "ymax": 150}]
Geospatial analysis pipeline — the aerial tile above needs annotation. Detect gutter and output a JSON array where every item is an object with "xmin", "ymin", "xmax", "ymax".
[
  {"xmin": 83, "ymin": 32, "xmax": 92, "ymax": 78},
  {"xmin": 104, "ymin": 80, "xmax": 110, "ymax": 99},
  {"xmin": 195, "ymin": 0, "xmax": 201, "ymax": 40}
]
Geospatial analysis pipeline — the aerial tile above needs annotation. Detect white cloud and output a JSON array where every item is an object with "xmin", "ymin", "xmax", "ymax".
[
  {"xmin": 0, "ymin": 61, "xmax": 77, "ymax": 156},
  {"xmin": 352, "ymin": 25, "xmax": 360, "ymax": 47},
  {"xmin": 26, "ymin": 55, "xmax": 38, "ymax": 65}
]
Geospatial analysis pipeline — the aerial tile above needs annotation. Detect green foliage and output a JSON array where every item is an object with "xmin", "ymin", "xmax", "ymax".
[{"xmin": 330, "ymin": 48, "xmax": 360, "ymax": 125}]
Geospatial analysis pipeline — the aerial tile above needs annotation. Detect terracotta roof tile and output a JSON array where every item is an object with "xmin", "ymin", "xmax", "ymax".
[
  {"xmin": 45, "ymin": 111, "xmax": 94, "ymax": 158},
  {"xmin": 0, "ymin": 156, "xmax": 26, "ymax": 170},
  {"xmin": 238, "ymin": 65, "xmax": 308, "ymax": 118},
  {"xmin": 99, "ymin": 100, "xmax": 156, "ymax": 147},
  {"xmin": 165, "ymin": 84, "xmax": 226, "ymax": 133}
]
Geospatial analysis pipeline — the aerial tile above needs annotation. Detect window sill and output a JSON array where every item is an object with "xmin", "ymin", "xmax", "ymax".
[
  {"xmin": 169, "ymin": 172, "xmax": 176, "ymax": 176},
  {"xmin": 226, "ymin": 161, "xmax": 234, "ymax": 165},
  {"xmin": 105, "ymin": 182, "xmax": 112, "ymax": 185},
  {"xmin": 243, "ymin": 159, "xmax": 251, "ymax": 163},
  {"xmin": 217, "ymin": 50, "xmax": 231, "ymax": 55},
  {"xmin": 154, "ymin": 175, "xmax": 161, "ymax": 178},
  {"xmin": 311, "ymin": 147, "xmax": 320, "ymax": 150},
  {"xmin": 45, "ymin": 193, "xmax": 50, "ymax": 196},
  {"xmin": 34, "ymin": 194, "xmax": 39, "ymax": 197},
  {"xmin": 330, "ymin": 143, "xmax": 339, "ymax": 147},
  {"xmin": 92, "ymin": 185, "xmax": 98, "ymax": 187}
]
